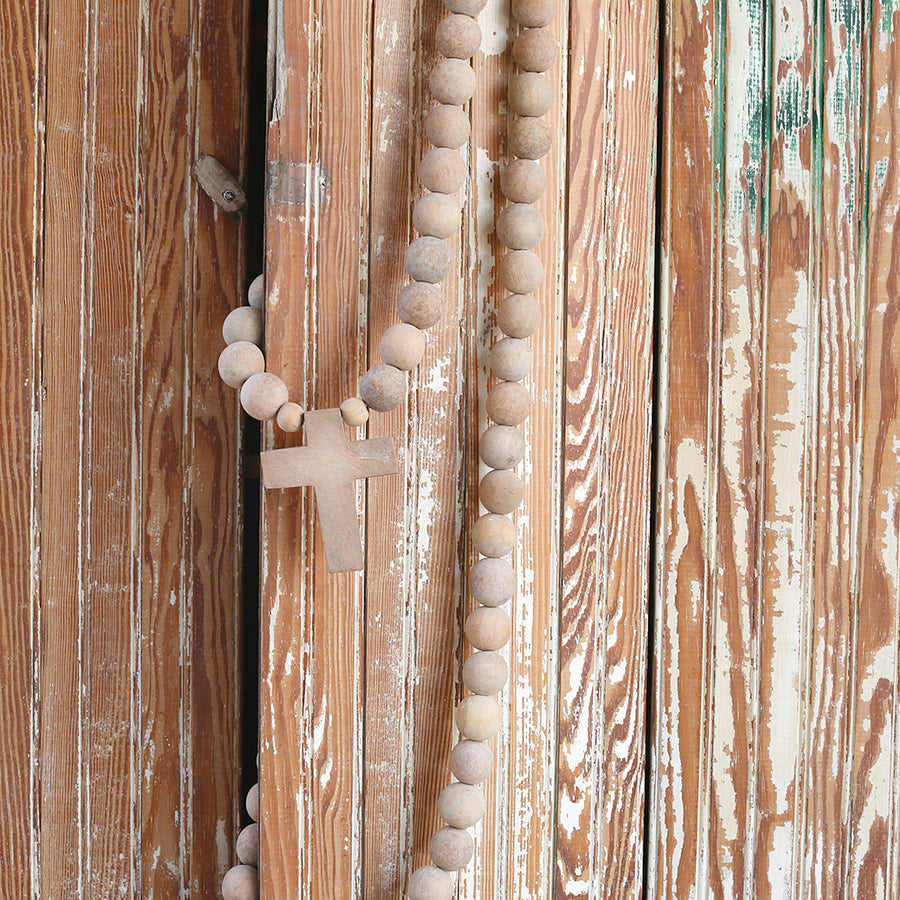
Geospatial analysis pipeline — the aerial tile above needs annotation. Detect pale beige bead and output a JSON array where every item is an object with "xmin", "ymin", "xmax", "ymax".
[
  {"xmin": 222, "ymin": 865, "xmax": 259, "ymax": 900},
  {"xmin": 429, "ymin": 58, "xmax": 476, "ymax": 105},
  {"xmin": 512, "ymin": 27, "xmax": 557, "ymax": 71},
  {"xmin": 472, "ymin": 512, "xmax": 516, "ymax": 557},
  {"xmin": 223, "ymin": 306, "xmax": 264, "ymax": 346},
  {"xmin": 420, "ymin": 148, "xmax": 467, "ymax": 193},
  {"xmin": 236, "ymin": 822, "xmax": 260, "ymax": 866},
  {"xmin": 469, "ymin": 557, "xmax": 515, "ymax": 606},
  {"xmin": 512, "ymin": 0, "xmax": 556, "ymax": 26},
  {"xmin": 465, "ymin": 606, "xmax": 512, "ymax": 650},
  {"xmin": 498, "ymin": 251, "xmax": 544, "ymax": 294},
  {"xmin": 455, "ymin": 694, "xmax": 502, "ymax": 740},
  {"xmin": 359, "ymin": 364, "xmax": 406, "ymax": 412},
  {"xmin": 429, "ymin": 826, "xmax": 474, "ymax": 871},
  {"xmin": 436, "ymin": 14, "xmax": 482, "ymax": 58},
  {"xmin": 276, "ymin": 401, "xmax": 304, "ymax": 433},
  {"xmin": 443, "ymin": 0, "xmax": 487, "ymax": 15},
  {"xmin": 425, "ymin": 104, "xmax": 471, "ymax": 149},
  {"xmin": 397, "ymin": 282, "xmax": 443, "ymax": 329},
  {"xmin": 246, "ymin": 782, "xmax": 260, "ymax": 822},
  {"xmin": 438, "ymin": 782, "xmax": 486, "ymax": 828},
  {"xmin": 218, "ymin": 341, "xmax": 266, "ymax": 389},
  {"xmin": 380, "ymin": 323, "xmax": 426, "ymax": 370},
  {"xmin": 247, "ymin": 273, "xmax": 265, "ymax": 310},
  {"xmin": 509, "ymin": 116, "xmax": 553, "ymax": 159},
  {"xmin": 508, "ymin": 72, "xmax": 554, "ymax": 117},
  {"xmin": 480, "ymin": 424, "xmax": 526, "ymax": 469},
  {"xmin": 500, "ymin": 159, "xmax": 546, "ymax": 202},
  {"xmin": 240, "ymin": 373, "xmax": 289, "ymax": 421},
  {"xmin": 463, "ymin": 651, "xmax": 509, "ymax": 695},
  {"xmin": 486, "ymin": 380, "xmax": 531, "ymax": 425},
  {"xmin": 407, "ymin": 865, "xmax": 456, "ymax": 900},
  {"xmin": 490, "ymin": 336, "xmax": 534, "ymax": 381},
  {"xmin": 497, "ymin": 293, "xmax": 541, "ymax": 337},
  {"xmin": 496, "ymin": 203, "xmax": 545, "ymax": 249},
  {"xmin": 449, "ymin": 739, "xmax": 494, "ymax": 784},
  {"xmin": 479, "ymin": 468, "xmax": 525, "ymax": 514},
  {"xmin": 413, "ymin": 192, "xmax": 461, "ymax": 239},
  {"xmin": 341, "ymin": 397, "xmax": 370, "ymax": 426},
  {"xmin": 406, "ymin": 236, "xmax": 452, "ymax": 283}
]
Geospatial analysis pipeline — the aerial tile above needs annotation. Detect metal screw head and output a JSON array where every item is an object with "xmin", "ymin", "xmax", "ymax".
[{"xmin": 222, "ymin": 189, "xmax": 237, "ymax": 203}]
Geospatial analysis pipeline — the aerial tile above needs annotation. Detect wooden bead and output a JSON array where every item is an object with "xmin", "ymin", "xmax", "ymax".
[
  {"xmin": 463, "ymin": 651, "xmax": 509, "ymax": 695},
  {"xmin": 465, "ymin": 606, "xmax": 512, "ymax": 650},
  {"xmin": 486, "ymin": 381, "xmax": 531, "ymax": 425},
  {"xmin": 276, "ymin": 401, "xmax": 304, "ymax": 433},
  {"xmin": 436, "ymin": 14, "xmax": 482, "ymax": 58},
  {"xmin": 222, "ymin": 865, "xmax": 259, "ymax": 900},
  {"xmin": 497, "ymin": 293, "xmax": 541, "ymax": 337},
  {"xmin": 490, "ymin": 336, "xmax": 534, "ymax": 381},
  {"xmin": 223, "ymin": 306, "xmax": 264, "ymax": 346},
  {"xmin": 480, "ymin": 424, "xmax": 526, "ymax": 469},
  {"xmin": 449, "ymin": 739, "xmax": 494, "ymax": 784},
  {"xmin": 218, "ymin": 341, "xmax": 265, "ymax": 389},
  {"xmin": 469, "ymin": 557, "xmax": 515, "ymax": 606},
  {"xmin": 429, "ymin": 826, "xmax": 474, "ymax": 871},
  {"xmin": 455, "ymin": 694, "xmax": 502, "ymax": 740},
  {"xmin": 406, "ymin": 236, "xmax": 452, "ymax": 283},
  {"xmin": 425, "ymin": 104, "xmax": 471, "ymax": 149},
  {"xmin": 479, "ymin": 469, "xmax": 525, "ymax": 513},
  {"xmin": 509, "ymin": 116, "xmax": 553, "ymax": 159},
  {"xmin": 359, "ymin": 364, "xmax": 406, "ymax": 412},
  {"xmin": 500, "ymin": 159, "xmax": 546, "ymax": 202},
  {"xmin": 380, "ymin": 323, "xmax": 426, "ymax": 370},
  {"xmin": 420, "ymin": 148, "xmax": 467, "ymax": 193},
  {"xmin": 443, "ymin": 0, "xmax": 487, "ymax": 15},
  {"xmin": 407, "ymin": 866, "xmax": 456, "ymax": 900},
  {"xmin": 472, "ymin": 512, "xmax": 516, "ymax": 557},
  {"xmin": 340, "ymin": 397, "xmax": 370, "ymax": 426},
  {"xmin": 508, "ymin": 72, "xmax": 554, "ymax": 116},
  {"xmin": 236, "ymin": 822, "xmax": 260, "ymax": 866},
  {"xmin": 498, "ymin": 251, "xmax": 544, "ymax": 294},
  {"xmin": 240, "ymin": 373, "xmax": 289, "ymax": 421},
  {"xmin": 512, "ymin": 27, "xmax": 557, "ymax": 71},
  {"xmin": 438, "ymin": 782, "xmax": 486, "ymax": 827},
  {"xmin": 413, "ymin": 192, "xmax": 461, "ymax": 238},
  {"xmin": 247, "ymin": 273, "xmax": 265, "ymax": 310},
  {"xmin": 512, "ymin": 0, "xmax": 556, "ymax": 26},
  {"xmin": 496, "ymin": 203, "xmax": 545, "ymax": 249},
  {"xmin": 429, "ymin": 58, "xmax": 476, "ymax": 105},
  {"xmin": 246, "ymin": 782, "xmax": 260, "ymax": 822},
  {"xmin": 397, "ymin": 282, "xmax": 443, "ymax": 329}
]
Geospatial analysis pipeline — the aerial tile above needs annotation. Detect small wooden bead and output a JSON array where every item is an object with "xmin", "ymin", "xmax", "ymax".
[
  {"xmin": 240, "ymin": 373, "xmax": 289, "ymax": 421},
  {"xmin": 247, "ymin": 273, "xmax": 265, "ymax": 310},
  {"xmin": 218, "ymin": 341, "xmax": 266, "ymax": 389},
  {"xmin": 276, "ymin": 401, "xmax": 304, "ymax": 433},
  {"xmin": 497, "ymin": 293, "xmax": 541, "ymax": 337},
  {"xmin": 500, "ymin": 159, "xmax": 546, "ymax": 202},
  {"xmin": 480, "ymin": 424, "xmax": 526, "ymax": 469},
  {"xmin": 359, "ymin": 364, "xmax": 406, "ymax": 412},
  {"xmin": 490, "ymin": 337, "xmax": 534, "ymax": 381},
  {"xmin": 449, "ymin": 739, "xmax": 494, "ymax": 784},
  {"xmin": 463, "ymin": 651, "xmax": 509, "ymax": 695},
  {"xmin": 512, "ymin": 27, "xmax": 558, "ymax": 71},
  {"xmin": 429, "ymin": 826, "xmax": 475, "ymax": 871},
  {"xmin": 222, "ymin": 865, "xmax": 259, "ymax": 900},
  {"xmin": 512, "ymin": 0, "xmax": 556, "ymax": 26},
  {"xmin": 380, "ymin": 323, "xmax": 426, "ymax": 370},
  {"xmin": 436, "ymin": 14, "xmax": 482, "ymax": 58},
  {"xmin": 438, "ymin": 782, "xmax": 486, "ymax": 828},
  {"xmin": 236, "ymin": 822, "xmax": 260, "ymax": 866},
  {"xmin": 486, "ymin": 381, "xmax": 531, "ymax": 425},
  {"xmin": 443, "ymin": 0, "xmax": 487, "ymax": 15},
  {"xmin": 425, "ymin": 104, "xmax": 471, "ymax": 149},
  {"xmin": 496, "ymin": 203, "xmax": 545, "ymax": 250},
  {"xmin": 223, "ymin": 306, "xmax": 264, "ymax": 346},
  {"xmin": 498, "ymin": 251, "xmax": 544, "ymax": 294},
  {"xmin": 420, "ymin": 148, "xmax": 467, "ymax": 193},
  {"xmin": 413, "ymin": 192, "xmax": 461, "ymax": 239},
  {"xmin": 455, "ymin": 695, "xmax": 502, "ymax": 740},
  {"xmin": 246, "ymin": 782, "xmax": 260, "ymax": 822},
  {"xmin": 469, "ymin": 557, "xmax": 515, "ymax": 606},
  {"xmin": 480, "ymin": 469, "xmax": 525, "ymax": 513},
  {"xmin": 429, "ymin": 58, "xmax": 476, "ymax": 105},
  {"xmin": 472, "ymin": 512, "xmax": 516, "ymax": 557},
  {"xmin": 341, "ymin": 397, "xmax": 370, "ymax": 426},
  {"xmin": 406, "ymin": 236, "xmax": 452, "ymax": 283},
  {"xmin": 407, "ymin": 866, "xmax": 456, "ymax": 900},
  {"xmin": 508, "ymin": 72, "xmax": 554, "ymax": 116},
  {"xmin": 509, "ymin": 116, "xmax": 553, "ymax": 159},
  {"xmin": 397, "ymin": 282, "xmax": 443, "ymax": 329},
  {"xmin": 466, "ymin": 606, "xmax": 512, "ymax": 650}
]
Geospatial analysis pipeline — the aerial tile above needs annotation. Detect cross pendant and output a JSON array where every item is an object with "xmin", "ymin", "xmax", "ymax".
[{"xmin": 259, "ymin": 407, "xmax": 398, "ymax": 573}]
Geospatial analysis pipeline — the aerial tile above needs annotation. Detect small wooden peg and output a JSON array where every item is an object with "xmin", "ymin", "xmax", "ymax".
[{"xmin": 192, "ymin": 155, "xmax": 247, "ymax": 212}]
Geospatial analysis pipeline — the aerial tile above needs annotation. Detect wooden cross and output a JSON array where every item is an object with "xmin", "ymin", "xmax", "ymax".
[{"xmin": 259, "ymin": 407, "xmax": 397, "ymax": 573}]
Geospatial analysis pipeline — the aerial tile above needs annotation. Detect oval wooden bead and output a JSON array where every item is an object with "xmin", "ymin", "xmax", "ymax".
[
  {"xmin": 397, "ymin": 282, "xmax": 443, "ymax": 329},
  {"xmin": 276, "ymin": 401, "xmax": 304, "ymax": 433},
  {"xmin": 498, "ymin": 251, "xmax": 544, "ymax": 294},
  {"xmin": 472, "ymin": 512, "xmax": 516, "ymax": 557},
  {"xmin": 222, "ymin": 865, "xmax": 259, "ymax": 900},
  {"xmin": 246, "ymin": 782, "xmax": 260, "ymax": 822},
  {"xmin": 223, "ymin": 306, "xmax": 264, "ymax": 347},
  {"xmin": 236, "ymin": 822, "xmax": 260, "ymax": 866},
  {"xmin": 380, "ymin": 323, "xmax": 426, "ymax": 370},
  {"xmin": 413, "ymin": 192, "xmax": 461, "ymax": 239},
  {"xmin": 455, "ymin": 694, "xmax": 502, "ymax": 740},
  {"xmin": 436, "ymin": 14, "xmax": 482, "ymax": 58},
  {"xmin": 438, "ymin": 782, "xmax": 486, "ymax": 828},
  {"xmin": 240, "ymin": 373, "xmax": 289, "ymax": 421},
  {"xmin": 469, "ymin": 557, "xmax": 515, "ymax": 606},
  {"xmin": 407, "ymin": 866, "xmax": 456, "ymax": 900},
  {"xmin": 218, "ymin": 341, "xmax": 266, "ymax": 389},
  {"xmin": 359, "ymin": 364, "xmax": 406, "ymax": 412},
  {"xmin": 449, "ymin": 739, "xmax": 494, "ymax": 784},
  {"xmin": 463, "ymin": 651, "xmax": 509, "ymax": 695},
  {"xmin": 406, "ymin": 236, "xmax": 452, "ymax": 283},
  {"xmin": 465, "ymin": 606, "xmax": 512, "ymax": 650},
  {"xmin": 420, "ymin": 148, "xmax": 467, "ymax": 193},
  {"xmin": 512, "ymin": 27, "xmax": 557, "ymax": 71},
  {"xmin": 429, "ymin": 58, "xmax": 476, "ymax": 106},
  {"xmin": 509, "ymin": 116, "xmax": 553, "ymax": 159},
  {"xmin": 429, "ymin": 826, "xmax": 475, "ymax": 871},
  {"xmin": 496, "ymin": 203, "xmax": 545, "ymax": 249},
  {"xmin": 497, "ymin": 293, "xmax": 541, "ymax": 337},
  {"xmin": 500, "ymin": 159, "xmax": 546, "ymax": 202},
  {"xmin": 340, "ymin": 397, "xmax": 370, "ymax": 426},
  {"xmin": 508, "ymin": 72, "xmax": 554, "ymax": 116},
  {"xmin": 479, "ymin": 468, "xmax": 525, "ymax": 513},
  {"xmin": 512, "ymin": 0, "xmax": 556, "ymax": 26},
  {"xmin": 425, "ymin": 104, "xmax": 471, "ymax": 149},
  {"xmin": 443, "ymin": 0, "xmax": 487, "ymax": 14},
  {"xmin": 486, "ymin": 380, "xmax": 531, "ymax": 425},
  {"xmin": 247, "ymin": 273, "xmax": 265, "ymax": 310},
  {"xmin": 490, "ymin": 337, "xmax": 534, "ymax": 382},
  {"xmin": 480, "ymin": 424, "xmax": 526, "ymax": 469}
]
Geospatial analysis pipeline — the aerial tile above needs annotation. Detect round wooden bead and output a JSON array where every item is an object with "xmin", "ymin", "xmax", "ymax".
[
  {"xmin": 443, "ymin": 0, "xmax": 487, "ymax": 14},
  {"xmin": 420, "ymin": 148, "xmax": 467, "ymax": 193},
  {"xmin": 486, "ymin": 381, "xmax": 531, "ymax": 425},
  {"xmin": 236, "ymin": 823, "xmax": 260, "ymax": 866},
  {"xmin": 407, "ymin": 866, "xmax": 456, "ymax": 900},
  {"xmin": 218, "ymin": 341, "xmax": 266, "ymax": 389},
  {"xmin": 359, "ymin": 364, "xmax": 406, "ymax": 412},
  {"xmin": 479, "ymin": 469, "xmax": 525, "ymax": 513},
  {"xmin": 512, "ymin": 0, "xmax": 556, "ymax": 26},
  {"xmin": 425, "ymin": 104, "xmax": 471, "ymax": 149},
  {"xmin": 472, "ymin": 512, "xmax": 516, "ymax": 557},
  {"xmin": 413, "ymin": 192, "xmax": 461, "ymax": 239},
  {"xmin": 465, "ymin": 606, "xmax": 512, "ymax": 650},
  {"xmin": 380, "ymin": 323, "xmax": 426, "ymax": 370},
  {"xmin": 222, "ymin": 865, "xmax": 259, "ymax": 900},
  {"xmin": 480, "ymin": 424, "xmax": 526, "ymax": 469},
  {"xmin": 463, "ymin": 651, "xmax": 509, "ymax": 695},
  {"xmin": 406, "ymin": 236, "xmax": 452, "ymax": 283},
  {"xmin": 341, "ymin": 397, "xmax": 370, "ymax": 426},
  {"xmin": 500, "ymin": 159, "xmax": 546, "ymax": 202},
  {"xmin": 508, "ymin": 72, "xmax": 554, "ymax": 116},
  {"xmin": 449, "ymin": 739, "xmax": 494, "ymax": 784},
  {"xmin": 498, "ymin": 251, "xmax": 544, "ymax": 294},
  {"xmin": 223, "ymin": 306, "xmax": 264, "ymax": 347},
  {"xmin": 438, "ymin": 782, "xmax": 486, "ymax": 828},
  {"xmin": 429, "ymin": 826, "xmax": 474, "ymax": 871},
  {"xmin": 496, "ymin": 203, "xmax": 545, "ymax": 249},
  {"xmin": 429, "ymin": 58, "xmax": 476, "ymax": 106},
  {"xmin": 490, "ymin": 337, "xmax": 534, "ymax": 381},
  {"xmin": 240, "ymin": 373, "xmax": 289, "ymax": 421},
  {"xmin": 397, "ymin": 282, "xmax": 443, "ymax": 329},
  {"xmin": 512, "ymin": 27, "xmax": 557, "ymax": 71},
  {"xmin": 247, "ymin": 273, "xmax": 265, "ymax": 310},
  {"xmin": 469, "ymin": 557, "xmax": 515, "ymax": 606},
  {"xmin": 455, "ymin": 695, "xmax": 502, "ymax": 740},
  {"xmin": 276, "ymin": 401, "xmax": 304, "ymax": 433},
  {"xmin": 497, "ymin": 293, "xmax": 541, "ymax": 337},
  {"xmin": 509, "ymin": 116, "xmax": 553, "ymax": 159},
  {"xmin": 245, "ymin": 782, "xmax": 260, "ymax": 822},
  {"xmin": 436, "ymin": 14, "xmax": 482, "ymax": 58}
]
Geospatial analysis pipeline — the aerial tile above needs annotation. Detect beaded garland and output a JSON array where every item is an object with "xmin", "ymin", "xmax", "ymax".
[{"xmin": 215, "ymin": 0, "xmax": 555, "ymax": 895}]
